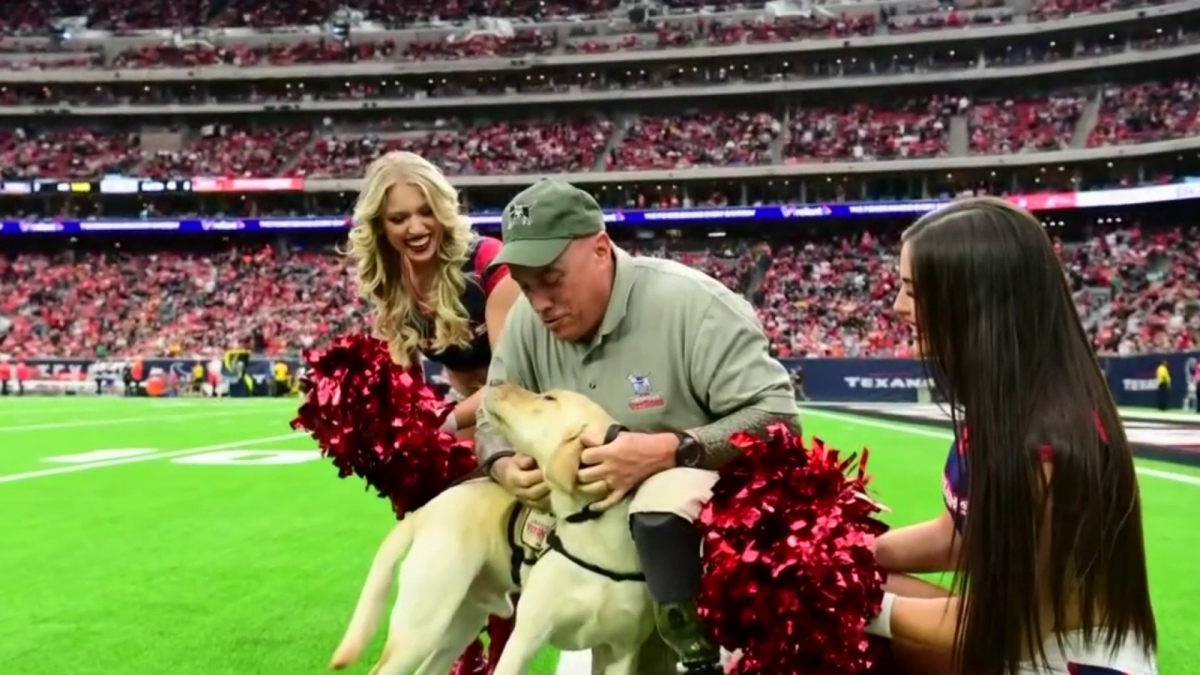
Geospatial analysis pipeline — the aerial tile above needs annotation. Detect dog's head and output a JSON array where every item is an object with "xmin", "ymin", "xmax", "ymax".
[{"xmin": 482, "ymin": 384, "xmax": 616, "ymax": 492}]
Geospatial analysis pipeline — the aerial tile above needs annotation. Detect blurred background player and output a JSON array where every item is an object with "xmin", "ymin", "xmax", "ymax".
[
  {"xmin": 1156, "ymin": 359, "xmax": 1171, "ymax": 411},
  {"xmin": 272, "ymin": 359, "xmax": 290, "ymax": 397},
  {"xmin": 191, "ymin": 361, "xmax": 206, "ymax": 397}
]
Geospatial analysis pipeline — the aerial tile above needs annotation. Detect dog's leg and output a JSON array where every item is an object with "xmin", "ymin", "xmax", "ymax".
[
  {"xmin": 592, "ymin": 643, "xmax": 638, "ymax": 672},
  {"xmin": 414, "ymin": 606, "xmax": 490, "ymax": 675},
  {"xmin": 331, "ymin": 517, "xmax": 418, "ymax": 669},
  {"xmin": 489, "ymin": 626, "xmax": 551, "ymax": 675},
  {"xmin": 489, "ymin": 600, "xmax": 554, "ymax": 675},
  {"xmin": 369, "ymin": 532, "xmax": 491, "ymax": 675}
]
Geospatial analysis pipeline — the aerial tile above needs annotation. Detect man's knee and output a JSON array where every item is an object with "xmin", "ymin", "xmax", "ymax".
[{"xmin": 629, "ymin": 467, "xmax": 718, "ymax": 522}]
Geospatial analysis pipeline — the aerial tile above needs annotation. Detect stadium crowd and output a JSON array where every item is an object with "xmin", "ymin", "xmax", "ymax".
[
  {"xmin": 0, "ymin": 0, "xmax": 1193, "ymax": 364},
  {"xmin": 1, "ymin": 225, "xmax": 1195, "ymax": 361},
  {"xmin": 0, "ymin": 77, "xmax": 1196, "ymax": 180},
  {"xmin": 0, "ymin": 0, "xmax": 1156, "ymax": 34}
]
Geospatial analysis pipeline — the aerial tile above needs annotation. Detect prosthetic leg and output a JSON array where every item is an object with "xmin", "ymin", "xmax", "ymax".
[{"xmin": 631, "ymin": 512, "xmax": 722, "ymax": 675}]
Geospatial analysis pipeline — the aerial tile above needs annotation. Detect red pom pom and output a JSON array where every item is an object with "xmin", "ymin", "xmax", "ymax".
[
  {"xmin": 697, "ymin": 423, "xmax": 890, "ymax": 675},
  {"xmin": 290, "ymin": 334, "xmax": 478, "ymax": 518},
  {"xmin": 449, "ymin": 640, "xmax": 488, "ymax": 675}
]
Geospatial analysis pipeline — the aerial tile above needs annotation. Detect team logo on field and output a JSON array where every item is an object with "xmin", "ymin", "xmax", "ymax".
[{"xmin": 627, "ymin": 374, "xmax": 665, "ymax": 411}]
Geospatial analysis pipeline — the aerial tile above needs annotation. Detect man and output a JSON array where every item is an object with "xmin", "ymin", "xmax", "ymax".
[
  {"xmin": 272, "ymin": 359, "xmax": 290, "ymax": 397},
  {"xmin": 475, "ymin": 179, "xmax": 798, "ymax": 675},
  {"xmin": 791, "ymin": 364, "xmax": 808, "ymax": 401},
  {"xmin": 192, "ymin": 361, "xmax": 206, "ymax": 397},
  {"xmin": 1156, "ymin": 359, "xmax": 1171, "ymax": 411}
]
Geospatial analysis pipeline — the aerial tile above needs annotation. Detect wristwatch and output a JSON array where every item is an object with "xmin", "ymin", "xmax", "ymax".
[{"xmin": 673, "ymin": 432, "xmax": 704, "ymax": 468}]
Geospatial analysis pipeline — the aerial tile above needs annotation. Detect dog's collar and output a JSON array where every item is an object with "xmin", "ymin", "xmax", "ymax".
[
  {"xmin": 564, "ymin": 423, "xmax": 627, "ymax": 524},
  {"xmin": 546, "ymin": 530, "xmax": 646, "ymax": 583},
  {"xmin": 550, "ymin": 423, "xmax": 645, "ymax": 582}
]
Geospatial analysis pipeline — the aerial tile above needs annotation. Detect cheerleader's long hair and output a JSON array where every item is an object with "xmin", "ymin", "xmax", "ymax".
[
  {"xmin": 345, "ymin": 151, "xmax": 473, "ymax": 368},
  {"xmin": 902, "ymin": 197, "xmax": 1156, "ymax": 675}
]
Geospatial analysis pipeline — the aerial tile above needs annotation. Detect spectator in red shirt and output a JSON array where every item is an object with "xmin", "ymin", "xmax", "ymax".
[{"xmin": 15, "ymin": 360, "xmax": 28, "ymax": 396}]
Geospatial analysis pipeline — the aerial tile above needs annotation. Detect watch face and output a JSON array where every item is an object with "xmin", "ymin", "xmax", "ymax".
[{"xmin": 677, "ymin": 437, "xmax": 701, "ymax": 467}]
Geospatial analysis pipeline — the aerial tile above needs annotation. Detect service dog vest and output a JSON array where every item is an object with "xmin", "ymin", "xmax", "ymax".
[{"xmin": 506, "ymin": 506, "xmax": 556, "ymax": 583}]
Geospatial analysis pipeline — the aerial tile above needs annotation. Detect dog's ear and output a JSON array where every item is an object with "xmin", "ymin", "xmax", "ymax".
[{"xmin": 544, "ymin": 426, "xmax": 585, "ymax": 493}]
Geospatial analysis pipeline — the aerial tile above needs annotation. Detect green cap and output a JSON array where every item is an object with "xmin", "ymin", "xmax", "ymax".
[{"xmin": 489, "ymin": 179, "xmax": 605, "ymax": 269}]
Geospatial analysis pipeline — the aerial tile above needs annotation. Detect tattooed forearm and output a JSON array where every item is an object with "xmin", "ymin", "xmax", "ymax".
[{"xmin": 687, "ymin": 408, "xmax": 800, "ymax": 470}]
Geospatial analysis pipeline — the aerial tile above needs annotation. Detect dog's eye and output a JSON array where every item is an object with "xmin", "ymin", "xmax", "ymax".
[{"xmin": 542, "ymin": 395, "xmax": 557, "ymax": 402}]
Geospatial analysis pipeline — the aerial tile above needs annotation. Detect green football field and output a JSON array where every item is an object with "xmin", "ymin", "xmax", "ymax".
[{"xmin": 1, "ymin": 397, "xmax": 1197, "ymax": 675}]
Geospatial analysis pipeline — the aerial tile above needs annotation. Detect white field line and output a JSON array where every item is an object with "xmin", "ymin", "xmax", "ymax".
[
  {"xmin": 554, "ymin": 651, "xmax": 592, "ymax": 675},
  {"xmin": 0, "ymin": 432, "xmax": 306, "ymax": 484},
  {"xmin": 1117, "ymin": 407, "xmax": 1200, "ymax": 422},
  {"xmin": 0, "ymin": 408, "xmax": 285, "ymax": 433},
  {"xmin": 801, "ymin": 408, "xmax": 1200, "ymax": 488}
]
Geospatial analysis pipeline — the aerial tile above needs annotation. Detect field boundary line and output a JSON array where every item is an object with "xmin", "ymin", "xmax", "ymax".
[
  {"xmin": 0, "ymin": 408, "xmax": 282, "ymax": 433},
  {"xmin": 0, "ymin": 432, "xmax": 306, "ymax": 484},
  {"xmin": 802, "ymin": 408, "xmax": 1200, "ymax": 488},
  {"xmin": 554, "ymin": 651, "xmax": 591, "ymax": 675}
]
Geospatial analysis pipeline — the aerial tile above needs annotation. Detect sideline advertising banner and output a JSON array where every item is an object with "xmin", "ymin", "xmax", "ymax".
[{"xmin": 9, "ymin": 351, "xmax": 1198, "ymax": 409}]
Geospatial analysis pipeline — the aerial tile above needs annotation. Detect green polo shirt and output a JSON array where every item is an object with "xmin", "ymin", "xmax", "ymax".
[{"xmin": 479, "ymin": 247, "xmax": 796, "ymax": 438}]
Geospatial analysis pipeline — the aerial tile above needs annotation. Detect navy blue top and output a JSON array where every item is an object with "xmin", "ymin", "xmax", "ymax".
[
  {"xmin": 943, "ymin": 417, "xmax": 1105, "ymax": 532},
  {"xmin": 414, "ymin": 235, "xmax": 508, "ymax": 373},
  {"xmin": 943, "ymin": 434, "xmax": 969, "ymax": 532}
]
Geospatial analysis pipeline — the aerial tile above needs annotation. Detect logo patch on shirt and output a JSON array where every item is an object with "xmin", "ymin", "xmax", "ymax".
[{"xmin": 627, "ymin": 374, "xmax": 665, "ymax": 411}]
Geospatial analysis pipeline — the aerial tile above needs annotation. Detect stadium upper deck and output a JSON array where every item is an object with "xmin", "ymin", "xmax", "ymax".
[
  {"xmin": 0, "ymin": 0, "xmax": 1196, "ymax": 213},
  {"xmin": 0, "ymin": 0, "xmax": 1150, "ymax": 35}
]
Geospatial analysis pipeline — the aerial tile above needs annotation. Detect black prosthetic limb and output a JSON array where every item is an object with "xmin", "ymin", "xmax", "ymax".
[{"xmin": 631, "ymin": 512, "xmax": 723, "ymax": 675}]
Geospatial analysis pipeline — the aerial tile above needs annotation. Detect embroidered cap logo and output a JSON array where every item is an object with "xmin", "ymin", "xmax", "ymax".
[{"xmin": 506, "ymin": 202, "xmax": 534, "ymax": 230}]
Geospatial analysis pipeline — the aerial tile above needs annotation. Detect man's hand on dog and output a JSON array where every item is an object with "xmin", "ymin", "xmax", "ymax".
[
  {"xmin": 576, "ymin": 431, "xmax": 676, "ymax": 511},
  {"xmin": 493, "ymin": 454, "xmax": 551, "ymax": 510}
]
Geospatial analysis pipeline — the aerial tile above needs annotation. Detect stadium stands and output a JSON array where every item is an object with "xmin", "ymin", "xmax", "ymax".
[
  {"xmin": 0, "ymin": 73, "xmax": 1197, "ymax": 180},
  {"xmin": 3, "ymin": 226, "xmax": 1197, "ymax": 359},
  {"xmin": 0, "ymin": 0, "xmax": 1197, "ymax": 363},
  {"xmin": 0, "ymin": 243, "xmax": 360, "ymax": 359}
]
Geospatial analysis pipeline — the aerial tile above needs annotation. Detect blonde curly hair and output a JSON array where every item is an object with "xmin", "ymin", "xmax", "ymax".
[{"xmin": 345, "ymin": 151, "xmax": 474, "ymax": 368}]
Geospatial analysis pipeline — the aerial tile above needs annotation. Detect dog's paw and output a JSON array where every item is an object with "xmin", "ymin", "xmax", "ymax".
[{"xmin": 329, "ymin": 643, "xmax": 361, "ymax": 670}]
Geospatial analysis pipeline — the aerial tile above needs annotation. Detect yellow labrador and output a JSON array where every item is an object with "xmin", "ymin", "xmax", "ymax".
[
  {"xmin": 329, "ymin": 477, "xmax": 522, "ymax": 675},
  {"xmin": 329, "ymin": 384, "xmax": 651, "ymax": 675},
  {"xmin": 483, "ymin": 384, "xmax": 655, "ymax": 675}
]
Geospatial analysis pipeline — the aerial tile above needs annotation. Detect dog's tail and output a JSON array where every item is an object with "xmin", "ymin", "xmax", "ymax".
[{"xmin": 329, "ymin": 516, "xmax": 417, "ymax": 670}]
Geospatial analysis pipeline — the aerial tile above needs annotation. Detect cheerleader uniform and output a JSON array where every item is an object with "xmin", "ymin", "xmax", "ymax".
[
  {"xmin": 414, "ymin": 234, "xmax": 509, "ymax": 374},
  {"xmin": 943, "ymin": 429, "xmax": 1158, "ymax": 675}
]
